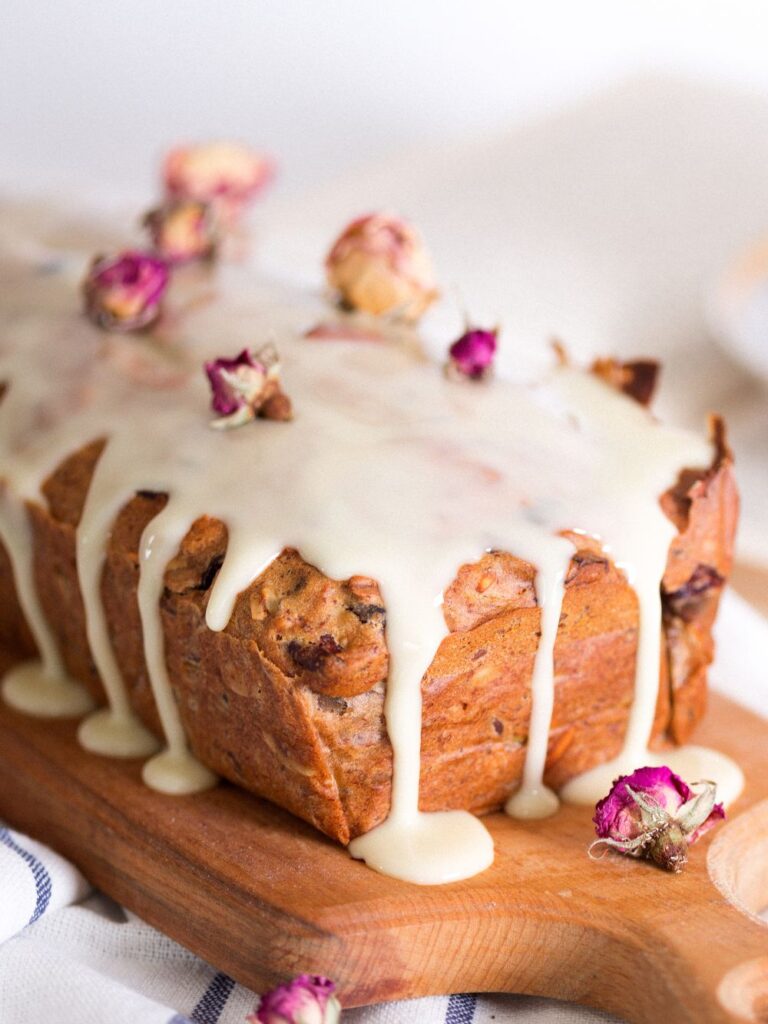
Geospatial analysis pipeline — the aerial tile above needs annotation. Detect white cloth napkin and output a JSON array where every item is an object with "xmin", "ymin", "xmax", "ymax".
[
  {"xmin": 0, "ymin": 825, "xmax": 88, "ymax": 944},
  {"xmin": 1, "ymin": 588, "xmax": 765, "ymax": 1024}
]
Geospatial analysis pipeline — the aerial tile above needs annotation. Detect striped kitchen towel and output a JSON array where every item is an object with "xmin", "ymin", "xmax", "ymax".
[
  {"xmin": 0, "ymin": 823, "xmax": 622, "ymax": 1023},
  {"xmin": 0, "ymin": 823, "xmax": 89, "ymax": 943}
]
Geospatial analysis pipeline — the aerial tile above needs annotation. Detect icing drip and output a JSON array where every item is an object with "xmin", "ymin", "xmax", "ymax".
[
  {"xmin": 559, "ymin": 573, "xmax": 672, "ymax": 806},
  {"xmin": 505, "ymin": 546, "xmax": 571, "ymax": 820},
  {"xmin": 0, "ymin": 245, "xmax": 744, "ymax": 884},
  {"xmin": 0, "ymin": 492, "xmax": 93, "ymax": 717},
  {"xmin": 137, "ymin": 507, "xmax": 216, "ymax": 794},
  {"xmin": 348, "ymin": 581, "xmax": 494, "ymax": 884},
  {"xmin": 77, "ymin": 476, "xmax": 159, "ymax": 757},
  {"xmin": 0, "ymin": 309, "xmax": 92, "ymax": 717}
]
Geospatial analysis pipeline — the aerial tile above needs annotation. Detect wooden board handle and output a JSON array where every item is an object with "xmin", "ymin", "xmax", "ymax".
[{"xmin": 0, "ymin": 693, "xmax": 766, "ymax": 1023}]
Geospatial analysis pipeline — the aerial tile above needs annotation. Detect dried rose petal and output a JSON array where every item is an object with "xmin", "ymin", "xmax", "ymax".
[
  {"xmin": 204, "ymin": 345, "xmax": 292, "ymax": 429},
  {"xmin": 447, "ymin": 328, "xmax": 498, "ymax": 379},
  {"xmin": 591, "ymin": 766, "xmax": 725, "ymax": 872},
  {"xmin": 247, "ymin": 974, "xmax": 341, "ymax": 1024},
  {"xmin": 143, "ymin": 199, "xmax": 218, "ymax": 264},
  {"xmin": 325, "ymin": 212, "xmax": 438, "ymax": 322},
  {"xmin": 82, "ymin": 250, "xmax": 169, "ymax": 332},
  {"xmin": 163, "ymin": 142, "xmax": 274, "ymax": 226}
]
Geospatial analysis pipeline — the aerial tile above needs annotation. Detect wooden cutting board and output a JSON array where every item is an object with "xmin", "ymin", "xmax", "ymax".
[{"xmin": 0, "ymin": 689, "xmax": 766, "ymax": 1024}]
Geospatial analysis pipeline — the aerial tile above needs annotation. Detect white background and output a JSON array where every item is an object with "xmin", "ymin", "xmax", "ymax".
[{"xmin": 4, "ymin": 1, "xmax": 768, "ymax": 197}]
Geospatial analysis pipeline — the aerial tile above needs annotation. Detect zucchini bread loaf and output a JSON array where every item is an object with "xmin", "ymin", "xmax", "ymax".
[
  {"xmin": 0, "ymin": 398, "xmax": 737, "ymax": 844},
  {"xmin": 0, "ymin": 208, "xmax": 740, "ymax": 882}
]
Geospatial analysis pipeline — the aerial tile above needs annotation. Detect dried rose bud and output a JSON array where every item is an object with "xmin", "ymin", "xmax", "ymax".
[
  {"xmin": 325, "ymin": 213, "xmax": 438, "ymax": 322},
  {"xmin": 204, "ymin": 344, "xmax": 292, "ymax": 429},
  {"xmin": 447, "ymin": 327, "xmax": 498, "ymax": 380},
  {"xmin": 590, "ymin": 766, "xmax": 725, "ymax": 873},
  {"xmin": 163, "ymin": 142, "xmax": 274, "ymax": 226},
  {"xmin": 143, "ymin": 199, "xmax": 218, "ymax": 264},
  {"xmin": 247, "ymin": 974, "xmax": 341, "ymax": 1024},
  {"xmin": 82, "ymin": 250, "xmax": 169, "ymax": 332}
]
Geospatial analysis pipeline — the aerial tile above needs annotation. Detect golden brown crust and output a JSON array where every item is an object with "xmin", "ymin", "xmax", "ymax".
[{"xmin": 0, "ymin": 414, "xmax": 738, "ymax": 843}]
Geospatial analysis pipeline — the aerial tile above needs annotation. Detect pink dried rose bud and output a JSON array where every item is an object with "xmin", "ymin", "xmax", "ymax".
[
  {"xmin": 82, "ymin": 250, "xmax": 169, "ymax": 332},
  {"xmin": 325, "ymin": 212, "xmax": 438, "ymax": 322},
  {"xmin": 447, "ymin": 327, "xmax": 498, "ymax": 380},
  {"xmin": 143, "ymin": 199, "xmax": 218, "ymax": 264},
  {"xmin": 163, "ymin": 141, "xmax": 274, "ymax": 225},
  {"xmin": 590, "ymin": 766, "xmax": 725, "ymax": 873},
  {"xmin": 247, "ymin": 974, "xmax": 341, "ymax": 1024},
  {"xmin": 205, "ymin": 344, "xmax": 292, "ymax": 429}
]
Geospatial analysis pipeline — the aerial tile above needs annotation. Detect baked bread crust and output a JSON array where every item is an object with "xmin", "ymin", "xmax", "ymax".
[{"xmin": 0, "ymin": 407, "xmax": 737, "ymax": 844}]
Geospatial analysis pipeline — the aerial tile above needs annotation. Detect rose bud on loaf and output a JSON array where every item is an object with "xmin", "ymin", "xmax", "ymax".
[
  {"xmin": 325, "ymin": 212, "xmax": 438, "ymax": 322},
  {"xmin": 143, "ymin": 199, "xmax": 218, "ymax": 264},
  {"xmin": 205, "ymin": 344, "xmax": 292, "ymax": 429},
  {"xmin": 82, "ymin": 250, "xmax": 169, "ymax": 333},
  {"xmin": 446, "ymin": 327, "xmax": 498, "ymax": 380},
  {"xmin": 163, "ymin": 141, "xmax": 274, "ymax": 226}
]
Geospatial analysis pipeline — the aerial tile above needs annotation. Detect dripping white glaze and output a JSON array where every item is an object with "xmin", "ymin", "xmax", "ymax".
[
  {"xmin": 77, "ymin": 465, "xmax": 159, "ymax": 757},
  {"xmin": 505, "ymin": 545, "xmax": 570, "ymax": 820},
  {"xmin": 137, "ymin": 507, "xmax": 216, "ymax": 794},
  {"xmin": 0, "ymin": 341, "xmax": 94, "ymax": 718},
  {"xmin": 0, "ymin": 243, "xmax": 743, "ymax": 885},
  {"xmin": 0, "ymin": 492, "xmax": 94, "ymax": 717},
  {"xmin": 347, "ymin": 585, "xmax": 494, "ymax": 884}
]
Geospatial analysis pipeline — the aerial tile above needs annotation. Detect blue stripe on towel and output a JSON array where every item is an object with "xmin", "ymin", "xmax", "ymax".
[
  {"xmin": 190, "ymin": 972, "xmax": 235, "ymax": 1024},
  {"xmin": 0, "ymin": 826, "xmax": 52, "ymax": 925},
  {"xmin": 445, "ymin": 993, "xmax": 477, "ymax": 1024},
  {"xmin": 167, "ymin": 1016, "xmax": 194, "ymax": 1024}
]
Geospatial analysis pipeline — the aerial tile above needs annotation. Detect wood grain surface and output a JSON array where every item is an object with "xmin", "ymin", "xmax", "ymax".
[{"xmin": 0, "ymin": 689, "xmax": 766, "ymax": 1023}]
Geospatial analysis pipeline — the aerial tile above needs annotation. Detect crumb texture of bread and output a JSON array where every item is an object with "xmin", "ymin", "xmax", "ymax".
[{"xmin": 0, "ymin": 429, "xmax": 737, "ymax": 844}]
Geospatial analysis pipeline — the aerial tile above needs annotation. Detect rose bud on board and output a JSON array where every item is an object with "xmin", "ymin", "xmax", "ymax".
[{"xmin": 590, "ymin": 766, "xmax": 724, "ymax": 873}]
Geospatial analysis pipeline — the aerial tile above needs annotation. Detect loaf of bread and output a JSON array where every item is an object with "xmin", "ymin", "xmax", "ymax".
[{"xmin": 0, "ymin": 387, "xmax": 737, "ymax": 844}]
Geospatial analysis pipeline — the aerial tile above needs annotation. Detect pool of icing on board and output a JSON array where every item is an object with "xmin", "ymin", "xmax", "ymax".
[{"xmin": 0, "ymin": 252, "xmax": 743, "ymax": 885}]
